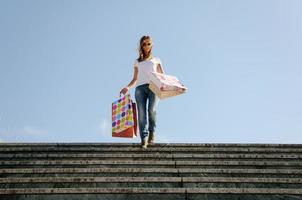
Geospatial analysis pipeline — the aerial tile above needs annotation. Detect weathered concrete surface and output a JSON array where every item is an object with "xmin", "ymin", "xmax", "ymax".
[{"xmin": 0, "ymin": 143, "xmax": 301, "ymax": 199}]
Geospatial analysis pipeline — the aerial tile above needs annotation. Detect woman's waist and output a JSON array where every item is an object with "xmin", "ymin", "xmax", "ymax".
[{"xmin": 135, "ymin": 83, "xmax": 149, "ymax": 88}]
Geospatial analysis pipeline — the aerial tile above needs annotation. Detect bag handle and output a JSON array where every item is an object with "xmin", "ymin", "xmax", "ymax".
[{"xmin": 118, "ymin": 93, "xmax": 132, "ymax": 101}]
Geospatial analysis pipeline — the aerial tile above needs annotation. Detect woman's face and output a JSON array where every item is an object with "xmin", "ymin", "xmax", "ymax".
[{"xmin": 142, "ymin": 39, "xmax": 153, "ymax": 53}]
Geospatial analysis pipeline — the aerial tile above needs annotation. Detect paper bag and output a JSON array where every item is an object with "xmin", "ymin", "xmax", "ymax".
[
  {"xmin": 149, "ymin": 72, "xmax": 187, "ymax": 99},
  {"xmin": 112, "ymin": 94, "xmax": 138, "ymax": 138}
]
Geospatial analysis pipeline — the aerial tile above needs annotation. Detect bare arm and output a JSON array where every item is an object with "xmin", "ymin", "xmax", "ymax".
[
  {"xmin": 120, "ymin": 66, "xmax": 138, "ymax": 95},
  {"xmin": 156, "ymin": 63, "xmax": 165, "ymax": 74},
  {"xmin": 126, "ymin": 67, "xmax": 138, "ymax": 88}
]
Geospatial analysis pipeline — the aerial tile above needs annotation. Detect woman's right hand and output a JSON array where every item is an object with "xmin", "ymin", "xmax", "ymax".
[{"xmin": 120, "ymin": 87, "xmax": 129, "ymax": 96}]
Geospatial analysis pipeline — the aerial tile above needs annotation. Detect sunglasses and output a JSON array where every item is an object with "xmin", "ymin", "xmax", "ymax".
[{"xmin": 142, "ymin": 42, "xmax": 152, "ymax": 47}]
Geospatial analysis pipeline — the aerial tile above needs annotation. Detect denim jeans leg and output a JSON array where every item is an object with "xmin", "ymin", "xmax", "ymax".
[
  {"xmin": 135, "ymin": 85, "xmax": 149, "ymax": 141},
  {"xmin": 147, "ymin": 88, "xmax": 159, "ymax": 134}
]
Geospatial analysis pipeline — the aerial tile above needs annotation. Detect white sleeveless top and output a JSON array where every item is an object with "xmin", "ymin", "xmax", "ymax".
[{"xmin": 134, "ymin": 57, "xmax": 162, "ymax": 87}]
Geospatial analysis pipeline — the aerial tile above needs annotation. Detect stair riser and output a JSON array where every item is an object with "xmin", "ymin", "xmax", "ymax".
[
  {"xmin": 188, "ymin": 194, "xmax": 302, "ymax": 200},
  {"xmin": 1, "ymin": 153, "xmax": 302, "ymax": 158},
  {"xmin": 1, "ymin": 157, "xmax": 300, "ymax": 162},
  {"xmin": 1, "ymin": 182, "xmax": 302, "ymax": 189},
  {"xmin": 0, "ymin": 173, "xmax": 177, "ymax": 178},
  {"xmin": 1, "ymin": 173, "xmax": 302, "ymax": 178},
  {"xmin": 0, "ymin": 194, "xmax": 185, "ymax": 200},
  {"xmin": 184, "ymin": 183, "xmax": 302, "ymax": 189},
  {"xmin": 0, "ymin": 182, "xmax": 181, "ymax": 189},
  {"xmin": 1, "ymin": 164, "xmax": 301, "ymax": 169},
  {"xmin": 0, "ymin": 193, "xmax": 301, "ymax": 200},
  {"xmin": 0, "ymin": 164, "xmax": 176, "ymax": 169},
  {"xmin": 177, "ymin": 165, "xmax": 302, "ymax": 169}
]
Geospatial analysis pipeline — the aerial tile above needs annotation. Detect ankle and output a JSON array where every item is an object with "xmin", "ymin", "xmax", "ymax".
[
  {"xmin": 148, "ymin": 132, "xmax": 155, "ymax": 143},
  {"xmin": 141, "ymin": 138, "xmax": 148, "ymax": 148}
]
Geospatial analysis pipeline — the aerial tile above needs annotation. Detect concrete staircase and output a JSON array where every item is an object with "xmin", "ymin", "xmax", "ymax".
[{"xmin": 0, "ymin": 143, "xmax": 302, "ymax": 200}]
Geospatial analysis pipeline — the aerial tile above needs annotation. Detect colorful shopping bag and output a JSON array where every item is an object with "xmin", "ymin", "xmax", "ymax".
[
  {"xmin": 149, "ymin": 72, "xmax": 187, "ymax": 99},
  {"xmin": 112, "ymin": 94, "xmax": 138, "ymax": 138}
]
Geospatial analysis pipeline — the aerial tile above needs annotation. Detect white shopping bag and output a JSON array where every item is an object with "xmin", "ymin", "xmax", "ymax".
[{"xmin": 149, "ymin": 72, "xmax": 187, "ymax": 99}]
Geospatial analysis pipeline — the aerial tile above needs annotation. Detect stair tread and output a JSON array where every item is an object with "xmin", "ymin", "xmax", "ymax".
[
  {"xmin": 1, "ymin": 160, "xmax": 301, "ymax": 166},
  {"xmin": 1, "ymin": 177, "xmax": 301, "ymax": 183},
  {"xmin": 1, "ymin": 143, "xmax": 302, "ymax": 147},
  {"xmin": 1, "ymin": 187, "xmax": 302, "ymax": 194},
  {"xmin": 1, "ymin": 167, "xmax": 301, "ymax": 174},
  {"xmin": 1, "ymin": 153, "xmax": 301, "ymax": 159}
]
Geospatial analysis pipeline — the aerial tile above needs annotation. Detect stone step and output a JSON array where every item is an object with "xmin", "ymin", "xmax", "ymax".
[
  {"xmin": 2, "ymin": 176, "xmax": 302, "ymax": 183},
  {"xmin": 1, "ymin": 146, "xmax": 302, "ymax": 153},
  {"xmin": 1, "ymin": 160, "xmax": 301, "ymax": 169},
  {"xmin": 1, "ymin": 187, "xmax": 302, "ymax": 195},
  {"xmin": 0, "ymin": 153, "xmax": 301, "ymax": 161},
  {"xmin": 2, "ymin": 176, "xmax": 302, "ymax": 184},
  {"xmin": 1, "ymin": 167, "xmax": 301, "ymax": 174},
  {"xmin": 1, "ymin": 143, "xmax": 302, "ymax": 148},
  {"xmin": 1, "ymin": 143, "xmax": 301, "ymax": 199},
  {"xmin": 1, "ymin": 167, "xmax": 302, "ymax": 178},
  {"xmin": 1, "ymin": 177, "xmax": 301, "ymax": 189},
  {"xmin": 1, "ymin": 193, "xmax": 301, "ymax": 200}
]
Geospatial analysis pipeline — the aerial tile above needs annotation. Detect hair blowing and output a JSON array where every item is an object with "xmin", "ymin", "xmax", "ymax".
[{"xmin": 137, "ymin": 35, "xmax": 153, "ymax": 62}]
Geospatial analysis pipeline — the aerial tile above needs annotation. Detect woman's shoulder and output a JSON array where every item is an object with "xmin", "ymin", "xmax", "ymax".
[
  {"xmin": 134, "ymin": 59, "xmax": 139, "ymax": 67},
  {"xmin": 152, "ymin": 57, "xmax": 162, "ymax": 64}
]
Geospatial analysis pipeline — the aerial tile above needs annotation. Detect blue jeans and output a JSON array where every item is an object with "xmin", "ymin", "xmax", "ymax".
[{"xmin": 135, "ymin": 84, "xmax": 159, "ymax": 141}]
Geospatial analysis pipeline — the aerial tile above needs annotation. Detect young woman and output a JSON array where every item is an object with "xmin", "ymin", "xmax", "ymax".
[{"xmin": 120, "ymin": 35, "xmax": 165, "ymax": 148}]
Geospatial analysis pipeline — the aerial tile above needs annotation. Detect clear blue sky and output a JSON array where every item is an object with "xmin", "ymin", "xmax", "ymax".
[{"xmin": 0, "ymin": 0, "xmax": 301, "ymax": 143}]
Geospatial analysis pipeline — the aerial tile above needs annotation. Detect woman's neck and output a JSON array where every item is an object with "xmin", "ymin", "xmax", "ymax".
[{"xmin": 144, "ymin": 54, "xmax": 153, "ymax": 60}]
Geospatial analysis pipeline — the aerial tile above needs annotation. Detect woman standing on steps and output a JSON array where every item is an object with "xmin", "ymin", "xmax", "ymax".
[{"xmin": 120, "ymin": 35, "xmax": 165, "ymax": 149}]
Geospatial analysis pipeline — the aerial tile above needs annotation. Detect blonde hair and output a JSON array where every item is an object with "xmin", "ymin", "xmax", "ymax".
[{"xmin": 137, "ymin": 35, "xmax": 153, "ymax": 62}]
